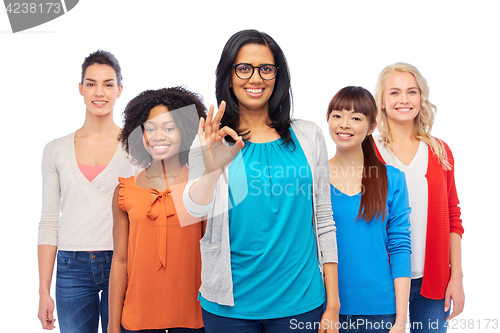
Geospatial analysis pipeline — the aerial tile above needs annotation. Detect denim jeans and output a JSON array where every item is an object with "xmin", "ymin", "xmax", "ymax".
[
  {"xmin": 55, "ymin": 250, "xmax": 113, "ymax": 333},
  {"xmin": 338, "ymin": 314, "xmax": 396, "ymax": 333},
  {"xmin": 409, "ymin": 278, "xmax": 450, "ymax": 333},
  {"xmin": 120, "ymin": 326, "xmax": 205, "ymax": 333},
  {"xmin": 201, "ymin": 305, "xmax": 323, "ymax": 333}
]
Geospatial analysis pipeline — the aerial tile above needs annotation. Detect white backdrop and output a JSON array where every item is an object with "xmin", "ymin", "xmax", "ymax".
[{"xmin": 1, "ymin": 1, "xmax": 498, "ymax": 332}]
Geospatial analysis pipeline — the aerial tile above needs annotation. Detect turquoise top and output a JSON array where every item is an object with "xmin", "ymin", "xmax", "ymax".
[{"xmin": 200, "ymin": 129, "xmax": 326, "ymax": 319}]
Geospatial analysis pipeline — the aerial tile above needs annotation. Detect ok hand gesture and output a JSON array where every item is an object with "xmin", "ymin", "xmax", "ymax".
[{"xmin": 199, "ymin": 101, "xmax": 244, "ymax": 173}]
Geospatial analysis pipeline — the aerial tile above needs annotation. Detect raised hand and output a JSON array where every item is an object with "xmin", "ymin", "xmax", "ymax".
[{"xmin": 199, "ymin": 101, "xmax": 244, "ymax": 173}]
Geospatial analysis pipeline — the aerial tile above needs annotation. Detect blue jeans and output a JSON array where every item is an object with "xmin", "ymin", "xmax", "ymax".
[
  {"xmin": 120, "ymin": 326, "xmax": 205, "ymax": 332},
  {"xmin": 55, "ymin": 251, "xmax": 113, "ymax": 333},
  {"xmin": 201, "ymin": 305, "xmax": 323, "ymax": 333},
  {"xmin": 338, "ymin": 314, "xmax": 396, "ymax": 333},
  {"xmin": 409, "ymin": 278, "xmax": 450, "ymax": 333}
]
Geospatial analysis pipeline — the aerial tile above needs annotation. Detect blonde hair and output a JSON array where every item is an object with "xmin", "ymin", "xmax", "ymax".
[{"xmin": 374, "ymin": 62, "xmax": 451, "ymax": 170}]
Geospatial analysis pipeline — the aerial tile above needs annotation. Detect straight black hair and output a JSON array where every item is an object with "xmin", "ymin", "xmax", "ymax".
[
  {"xmin": 216, "ymin": 29, "xmax": 293, "ymax": 145},
  {"xmin": 327, "ymin": 86, "xmax": 388, "ymax": 221}
]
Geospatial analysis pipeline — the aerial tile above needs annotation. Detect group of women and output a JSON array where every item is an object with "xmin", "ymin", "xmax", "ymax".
[{"xmin": 37, "ymin": 29, "xmax": 464, "ymax": 333}]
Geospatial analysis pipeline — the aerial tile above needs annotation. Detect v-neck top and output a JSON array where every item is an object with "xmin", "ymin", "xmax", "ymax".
[
  {"xmin": 331, "ymin": 165, "xmax": 411, "ymax": 315},
  {"xmin": 38, "ymin": 132, "xmax": 134, "ymax": 250},
  {"xmin": 374, "ymin": 136, "xmax": 429, "ymax": 278}
]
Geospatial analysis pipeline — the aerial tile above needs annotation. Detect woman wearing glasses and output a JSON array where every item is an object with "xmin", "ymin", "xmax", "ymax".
[
  {"xmin": 183, "ymin": 29, "xmax": 340, "ymax": 332},
  {"xmin": 373, "ymin": 63, "xmax": 464, "ymax": 332}
]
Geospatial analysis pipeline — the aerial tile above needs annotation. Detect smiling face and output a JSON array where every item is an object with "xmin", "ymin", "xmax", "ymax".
[
  {"xmin": 79, "ymin": 64, "xmax": 123, "ymax": 117},
  {"xmin": 142, "ymin": 105, "xmax": 182, "ymax": 163},
  {"xmin": 382, "ymin": 72, "xmax": 421, "ymax": 126},
  {"xmin": 230, "ymin": 43, "xmax": 276, "ymax": 114},
  {"xmin": 328, "ymin": 109, "xmax": 375, "ymax": 151}
]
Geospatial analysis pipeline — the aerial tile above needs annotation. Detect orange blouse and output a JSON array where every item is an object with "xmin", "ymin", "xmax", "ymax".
[{"xmin": 118, "ymin": 166, "xmax": 203, "ymax": 330}]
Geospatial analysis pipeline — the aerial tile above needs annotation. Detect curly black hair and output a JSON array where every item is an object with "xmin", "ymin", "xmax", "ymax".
[{"xmin": 120, "ymin": 87, "xmax": 206, "ymax": 168}]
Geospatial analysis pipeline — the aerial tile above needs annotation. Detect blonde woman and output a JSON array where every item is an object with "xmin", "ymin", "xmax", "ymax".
[{"xmin": 374, "ymin": 62, "xmax": 464, "ymax": 333}]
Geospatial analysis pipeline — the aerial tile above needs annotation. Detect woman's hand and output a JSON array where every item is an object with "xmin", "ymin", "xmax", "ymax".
[
  {"xmin": 445, "ymin": 275, "xmax": 465, "ymax": 320},
  {"xmin": 199, "ymin": 101, "xmax": 244, "ymax": 173},
  {"xmin": 38, "ymin": 293, "xmax": 56, "ymax": 330},
  {"xmin": 388, "ymin": 319, "xmax": 406, "ymax": 333},
  {"xmin": 38, "ymin": 245, "xmax": 57, "ymax": 330},
  {"xmin": 318, "ymin": 308, "xmax": 339, "ymax": 333}
]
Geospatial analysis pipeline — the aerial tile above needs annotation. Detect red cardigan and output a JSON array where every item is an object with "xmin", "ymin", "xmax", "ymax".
[{"xmin": 375, "ymin": 141, "xmax": 464, "ymax": 299}]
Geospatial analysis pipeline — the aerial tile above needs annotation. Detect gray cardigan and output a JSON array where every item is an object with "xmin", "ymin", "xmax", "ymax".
[
  {"xmin": 183, "ymin": 119, "xmax": 338, "ymax": 306},
  {"xmin": 38, "ymin": 132, "xmax": 134, "ymax": 250}
]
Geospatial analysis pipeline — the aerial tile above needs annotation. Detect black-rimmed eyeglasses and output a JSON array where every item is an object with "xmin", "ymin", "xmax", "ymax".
[{"xmin": 232, "ymin": 63, "xmax": 278, "ymax": 80}]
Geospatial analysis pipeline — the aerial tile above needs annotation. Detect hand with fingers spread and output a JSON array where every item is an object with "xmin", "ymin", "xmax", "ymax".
[{"xmin": 199, "ymin": 101, "xmax": 244, "ymax": 173}]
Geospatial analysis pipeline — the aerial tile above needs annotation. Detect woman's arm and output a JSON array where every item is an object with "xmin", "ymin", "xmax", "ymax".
[
  {"xmin": 37, "ymin": 245, "xmax": 57, "ymax": 330},
  {"xmin": 387, "ymin": 169, "xmax": 412, "ymax": 332},
  {"xmin": 185, "ymin": 102, "xmax": 243, "ymax": 211},
  {"xmin": 108, "ymin": 185, "xmax": 130, "ymax": 333},
  {"xmin": 37, "ymin": 141, "xmax": 61, "ymax": 330},
  {"xmin": 445, "ymin": 232, "xmax": 464, "ymax": 320},
  {"xmin": 312, "ymin": 123, "xmax": 338, "ymax": 264},
  {"xmin": 390, "ymin": 277, "xmax": 411, "ymax": 333},
  {"xmin": 309, "ymin": 123, "xmax": 339, "ymax": 332},
  {"xmin": 319, "ymin": 263, "xmax": 340, "ymax": 333},
  {"xmin": 443, "ymin": 144, "xmax": 464, "ymax": 319}
]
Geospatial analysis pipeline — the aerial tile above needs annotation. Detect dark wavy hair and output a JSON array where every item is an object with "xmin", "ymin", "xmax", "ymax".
[
  {"xmin": 120, "ymin": 87, "xmax": 206, "ymax": 168},
  {"xmin": 326, "ymin": 86, "xmax": 388, "ymax": 222},
  {"xmin": 81, "ymin": 50, "xmax": 123, "ymax": 86},
  {"xmin": 216, "ymin": 29, "xmax": 293, "ymax": 145}
]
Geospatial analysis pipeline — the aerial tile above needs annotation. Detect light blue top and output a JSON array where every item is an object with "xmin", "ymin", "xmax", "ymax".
[
  {"xmin": 200, "ymin": 129, "xmax": 326, "ymax": 319},
  {"xmin": 332, "ymin": 165, "xmax": 411, "ymax": 315}
]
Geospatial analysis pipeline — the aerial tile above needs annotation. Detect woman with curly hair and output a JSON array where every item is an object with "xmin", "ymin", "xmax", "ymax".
[
  {"xmin": 37, "ymin": 50, "xmax": 133, "ymax": 332},
  {"xmin": 374, "ymin": 63, "xmax": 465, "ymax": 332},
  {"xmin": 108, "ymin": 87, "xmax": 207, "ymax": 333}
]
